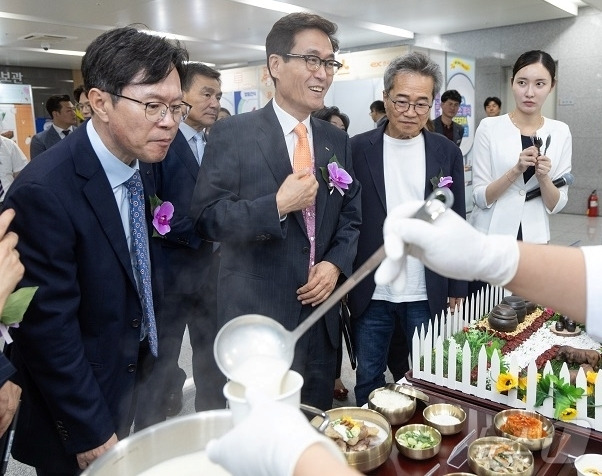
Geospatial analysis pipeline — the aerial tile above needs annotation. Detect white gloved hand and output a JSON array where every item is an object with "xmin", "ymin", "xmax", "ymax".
[
  {"xmin": 374, "ymin": 201, "xmax": 520, "ymax": 290},
  {"xmin": 206, "ymin": 388, "xmax": 344, "ymax": 476}
]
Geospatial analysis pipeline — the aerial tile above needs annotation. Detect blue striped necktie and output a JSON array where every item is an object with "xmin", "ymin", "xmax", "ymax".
[{"xmin": 126, "ymin": 171, "xmax": 158, "ymax": 356}]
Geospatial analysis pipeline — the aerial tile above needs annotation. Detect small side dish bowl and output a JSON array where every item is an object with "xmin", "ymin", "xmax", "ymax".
[
  {"xmin": 368, "ymin": 386, "xmax": 416, "ymax": 425},
  {"xmin": 493, "ymin": 409, "xmax": 554, "ymax": 451},
  {"xmin": 394, "ymin": 423, "xmax": 441, "ymax": 460},
  {"xmin": 468, "ymin": 436, "xmax": 534, "ymax": 476},
  {"xmin": 574, "ymin": 453, "xmax": 602, "ymax": 476},
  {"xmin": 423, "ymin": 403, "xmax": 466, "ymax": 435}
]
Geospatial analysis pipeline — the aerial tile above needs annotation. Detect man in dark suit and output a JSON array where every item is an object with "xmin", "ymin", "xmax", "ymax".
[
  {"xmin": 140, "ymin": 63, "xmax": 225, "ymax": 427},
  {"xmin": 30, "ymin": 95, "xmax": 78, "ymax": 159},
  {"xmin": 191, "ymin": 12, "xmax": 361, "ymax": 412},
  {"xmin": 433, "ymin": 89, "xmax": 465, "ymax": 146},
  {"xmin": 0, "ymin": 209, "xmax": 22, "ymax": 438},
  {"xmin": 3, "ymin": 27, "xmax": 188, "ymax": 474},
  {"xmin": 348, "ymin": 52, "xmax": 467, "ymax": 406}
]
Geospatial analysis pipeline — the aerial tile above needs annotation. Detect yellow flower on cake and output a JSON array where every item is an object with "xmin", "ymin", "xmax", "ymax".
[
  {"xmin": 586, "ymin": 370, "xmax": 598, "ymax": 385},
  {"xmin": 496, "ymin": 373, "xmax": 518, "ymax": 392},
  {"xmin": 559, "ymin": 407, "xmax": 577, "ymax": 421}
]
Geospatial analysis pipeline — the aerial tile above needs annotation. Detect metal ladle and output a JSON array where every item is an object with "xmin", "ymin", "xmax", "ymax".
[{"xmin": 214, "ymin": 188, "xmax": 454, "ymax": 383}]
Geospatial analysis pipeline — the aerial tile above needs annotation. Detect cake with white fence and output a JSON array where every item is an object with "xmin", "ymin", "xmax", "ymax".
[{"xmin": 410, "ymin": 287, "xmax": 602, "ymax": 432}]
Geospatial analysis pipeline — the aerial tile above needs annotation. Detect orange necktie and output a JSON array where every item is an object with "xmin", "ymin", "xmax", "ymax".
[
  {"xmin": 292, "ymin": 123, "xmax": 316, "ymax": 268},
  {"xmin": 293, "ymin": 123, "xmax": 311, "ymax": 172}
]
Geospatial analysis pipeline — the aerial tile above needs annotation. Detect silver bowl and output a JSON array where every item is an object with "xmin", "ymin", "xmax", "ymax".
[
  {"xmin": 423, "ymin": 403, "xmax": 466, "ymax": 435},
  {"xmin": 82, "ymin": 410, "xmax": 233, "ymax": 475},
  {"xmin": 394, "ymin": 423, "xmax": 441, "ymax": 460},
  {"xmin": 493, "ymin": 409, "xmax": 554, "ymax": 451}
]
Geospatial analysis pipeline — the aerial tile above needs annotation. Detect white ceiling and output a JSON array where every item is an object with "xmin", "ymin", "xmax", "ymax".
[{"xmin": 0, "ymin": 0, "xmax": 596, "ymax": 71}]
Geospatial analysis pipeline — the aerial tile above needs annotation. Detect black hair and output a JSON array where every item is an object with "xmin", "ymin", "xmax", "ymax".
[
  {"xmin": 265, "ymin": 13, "xmax": 338, "ymax": 87},
  {"xmin": 73, "ymin": 85, "xmax": 86, "ymax": 103},
  {"xmin": 511, "ymin": 50, "xmax": 556, "ymax": 86},
  {"xmin": 483, "ymin": 96, "xmax": 501, "ymax": 109},
  {"xmin": 370, "ymin": 100, "xmax": 386, "ymax": 114},
  {"xmin": 181, "ymin": 62, "xmax": 221, "ymax": 92},
  {"xmin": 81, "ymin": 26, "xmax": 189, "ymax": 96},
  {"xmin": 441, "ymin": 89, "xmax": 462, "ymax": 104},
  {"xmin": 311, "ymin": 106, "xmax": 350, "ymax": 131},
  {"xmin": 45, "ymin": 94, "xmax": 71, "ymax": 117}
]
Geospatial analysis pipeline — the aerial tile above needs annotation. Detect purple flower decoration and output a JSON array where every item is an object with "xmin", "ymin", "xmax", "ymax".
[
  {"xmin": 320, "ymin": 155, "xmax": 353, "ymax": 196},
  {"xmin": 430, "ymin": 170, "xmax": 453, "ymax": 191},
  {"xmin": 153, "ymin": 201, "xmax": 174, "ymax": 235},
  {"xmin": 438, "ymin": 176, "xmax": 453, "ymax": 188},
  {"xmin": 327, "ymin": 162, "xmax": 353, "ymax": 194}
]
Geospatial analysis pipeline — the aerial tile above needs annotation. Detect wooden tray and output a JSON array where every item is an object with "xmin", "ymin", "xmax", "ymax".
[
  {"xmin": 550, "ymin": 326, "xmax": 581, "ymax": 337},
  {"xmin": 370, "ymin": 381, "xmax": 576, "ymax": 476}
]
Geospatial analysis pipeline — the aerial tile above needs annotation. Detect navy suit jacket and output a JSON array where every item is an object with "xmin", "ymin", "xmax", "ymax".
[
  {"xmin": 191, "ymin": 101, "xmax": 362, "ymax": 347},
  {"xmin": 348, "ymin": 122, "xmax": 467, "ymax": 320},
  {"xmin": 4, "ymin": 124, "xmax": 161, "ymax": 471},
  {"xmin": 433, "ymin": 116, "xmax": 465, "ymax": 147},
  {"xmin": 152, "ymin": 129, "xmax": 214, "ymax": 295},
  {"xmin": 30, "ymin": 126, "xmax": 62, "ymax": 159}
]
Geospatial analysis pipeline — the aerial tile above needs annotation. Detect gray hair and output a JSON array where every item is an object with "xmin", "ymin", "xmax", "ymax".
[{"xmin": 383, "ymin": 52, "xmax": 442, "ymax": 101}]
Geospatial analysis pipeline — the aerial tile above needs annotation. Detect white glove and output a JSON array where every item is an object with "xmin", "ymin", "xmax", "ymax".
[
  {"xmin": 374, "ymin": 201, "xmax": 520, "ymax": 290},
  {"xmin": 206, "ymin": 388, "xmax": 345, "ymax": 476}
]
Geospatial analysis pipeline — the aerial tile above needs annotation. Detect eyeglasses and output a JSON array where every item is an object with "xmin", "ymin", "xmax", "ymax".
[
  {"xmin": 284, "ymin": 53, "xmax": 343, "ymax": 75},
  {"xmin": 385, "ymin": 92, "xmax": 432, "ymax": 115},
  {"xmin": 108, "ymin": 92, "xmax": 192, "ymax": 123},
  {"xmin": 76, "ymin": 103, "xmax": 91, "ymax": 111}
]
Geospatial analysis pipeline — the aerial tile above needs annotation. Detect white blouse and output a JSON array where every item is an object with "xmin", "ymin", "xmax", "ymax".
[{"xmin": 469, "ymin": 114, "xmax": 572, "ymax": 244}]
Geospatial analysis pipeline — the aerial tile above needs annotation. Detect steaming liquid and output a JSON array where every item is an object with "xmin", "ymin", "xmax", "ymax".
[{"xmin": 230, "ymin": 355, "xmax": 289, "ymax": 396}]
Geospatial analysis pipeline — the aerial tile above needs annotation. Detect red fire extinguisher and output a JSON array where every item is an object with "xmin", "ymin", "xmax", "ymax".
[{"xmin": 587, "ymin": 190, "xmax": 599, "ymax": 217}]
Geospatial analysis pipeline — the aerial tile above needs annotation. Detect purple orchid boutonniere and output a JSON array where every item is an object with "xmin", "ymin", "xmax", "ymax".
[
  {"xmin": 430, "ymin": 169, "xmax": 453, "ymax": 191},
  {"xmin": 149, "ymin": 195, "xmax": 174, "ymax": 237},
  {"xmin": 319, "ymin": 155, "xmax": 353, "ymax": 196}
]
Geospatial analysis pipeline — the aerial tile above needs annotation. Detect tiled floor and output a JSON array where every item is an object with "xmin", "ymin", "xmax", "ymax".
[{"xmin": 6, "ymin": 213, "xmax": 602, "ymax": 475}]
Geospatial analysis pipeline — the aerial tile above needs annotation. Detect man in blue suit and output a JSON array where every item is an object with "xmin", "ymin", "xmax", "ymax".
[
  {"xmin": 191, "ymin": 13, "xmax": 361, "ymax": 411},
  {"xmin": 30, "ymin": 95, "xmax": 77, "ymax": 159},
  {"xmin": 3, "ymin": 27, "xmax": 188, "ymax": 474},
  {"xmin": 139, "ymin": 63, "xmax": 225, "ymax": 427},
  {"xmin": 348, "ymin": 53, "xmax": 467, "ymax": 406}
]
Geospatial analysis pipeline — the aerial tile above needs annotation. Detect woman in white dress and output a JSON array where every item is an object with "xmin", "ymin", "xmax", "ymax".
[{"xmin": 469, "ymin": 50, "xmax": 572, "ymax": 244}]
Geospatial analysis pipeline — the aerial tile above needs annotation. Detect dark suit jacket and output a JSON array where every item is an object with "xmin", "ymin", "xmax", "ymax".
[
  {"xmin": 4, "ymin": 124, "xmax": 161, "ymax": 471},
  {"xmin": 30, "ymin": 126, "xmax": 62, "ymax": 159},
  {"xmin": 348, "ymin": 122, "xmax": 467, "ymax": 321},
  {"xmin": 191, "ymin": 101, "xmax": 361, "ymax": 347},
  {"xmin": 152, "ymin": 129, "xmax": 214, "ymax": 295},
  {"xmin": 433, "ymin": 116, "xmax": 465, "ymax": 147}
]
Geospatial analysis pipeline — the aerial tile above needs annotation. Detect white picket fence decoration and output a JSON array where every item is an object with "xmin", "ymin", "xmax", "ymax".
[{"xmin": 411, "ymin": 287, "xmax": 602, "ymax": 432}]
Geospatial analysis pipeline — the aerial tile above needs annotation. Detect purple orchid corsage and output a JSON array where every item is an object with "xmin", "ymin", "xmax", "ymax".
[
  {"xmin": 320, "ymin": 155, "xmax": 353, "ymax": 196},
  {"xmin": 150, "ymin": 195, "xmax": 174, "ymax": 237},
  {"xmin": 430, "ymin": 169, "xmax": 453, "ymax": 191}
]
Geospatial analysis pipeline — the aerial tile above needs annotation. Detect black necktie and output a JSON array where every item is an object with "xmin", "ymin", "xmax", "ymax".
[{"xmin": 62, "ymin": 129, "xmax": 70, "ymax": 137}]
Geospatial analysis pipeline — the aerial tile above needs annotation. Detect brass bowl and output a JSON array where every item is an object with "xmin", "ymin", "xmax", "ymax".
[
  {"xmin": 493, "ymin": 409, "xmax": 554, "ymax": 451},
  {"xmin": 368, "ymin": 386, "xmax": 416, "ymax": 425},
  {"xmin": 315, "ymin": 407, "xmax": 392, "ymax": 473},
  {"xmin": 468, "ymin": 436, "xmax": 534, "ymax": 476},
  {"xmin": 394, "ymin": 423, "xmax": 441, "ymax": 460},
  {"xmin": 423, "ymin": 403, "xmax": 466, "ymax": 435}
]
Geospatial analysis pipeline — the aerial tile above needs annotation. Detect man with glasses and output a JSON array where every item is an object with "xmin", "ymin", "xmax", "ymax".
[
  {"xmin": 73, "ymin": 85, "xmax": 92, "ymax": 121},
  {"xmin": 3, "ymin": 26, "xmax": 188, "ymax": 474},
  {"xmin": 191, "ymin": 12, "xmax": 361, "ymax": 411},
  {"xmin": 30, "ymin": 94, "xmax": 78, "ymax": 159},
  {"xmin": 348, "ymin": 52, "xmax": 467, "ymax": 406}
]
